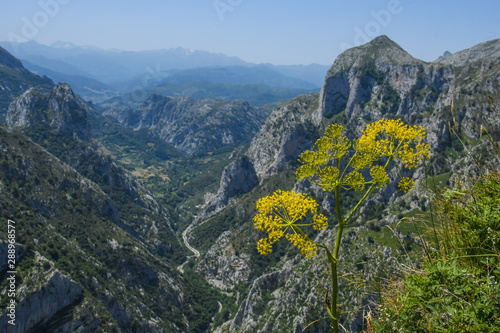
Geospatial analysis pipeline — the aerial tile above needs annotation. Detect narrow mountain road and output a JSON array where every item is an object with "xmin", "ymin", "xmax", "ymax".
[
  {"xmin": 177, "ymin": 224, "xmax": 200, "ymax": 273},
  {"xmin": 182, "ymin": 224, "xmax": 200, "ymax": 257}
]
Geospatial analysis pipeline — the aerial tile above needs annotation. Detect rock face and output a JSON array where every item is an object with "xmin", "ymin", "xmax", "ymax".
[
  {"xmin": 6, "ymin": 84, "xmax": 92, "ymax": 141},
  {"xmin": 201, "ymin": 94, "xmax": 318, "ymax": 216},
  {"xmin": 196, "ymin": 231, "xmax": 252, "ymax": 290},
  {"xmin": 247, "ymin": 94, "xmax": 319, "ymax": 179},
  {"xmin": 205, "ymin": 156, "xmax": 259, "ymax": 213},
  {"xmin": 0, "ymin": 270, "xmax": 83, "ymax": 333},
  {"xmin": 0, "ymin": 93, "xmax": 198, "ymax": 330},
  {"xmin": 0, "ymin": 120, "xmax": 198, "ymax": 331},
  {"xmin": 103, "ymin": 94, "xmax": 268, "ymax": 154},
  {"xmin": 313, "ymin": 35, "xmax": 500, "ymax": 151}
]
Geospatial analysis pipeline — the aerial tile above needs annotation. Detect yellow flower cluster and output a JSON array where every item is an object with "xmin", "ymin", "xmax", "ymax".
[
  {"xmin": 297, "ymin": 119, "xmax": 430, "ymax": 193},
  {"xmin": 370, "ymin": 165, "xmax": 390, "ymax": 188},
  {"xmin": 286, "ymin": 233, "xmax": 317, "ymax": 258},
  {"xmin": 358, "ymin": 118, "xmax": 430, "ymax": 169},
  {"xmin": 398, "ymin": 177, "xmax": 415, "ymax": 193},
  {"xmin": 358, "ymin": 118, "xmax": 430, "ymax": 191},
  {"xmin": 253, "ymin": 190, "xmax": 327, "ymax": 257}
]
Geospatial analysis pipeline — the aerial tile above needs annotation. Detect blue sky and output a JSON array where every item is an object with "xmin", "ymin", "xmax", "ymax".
[{"xmin": 1, "ymin": 0, "xmax": 499, "ymax": 65}]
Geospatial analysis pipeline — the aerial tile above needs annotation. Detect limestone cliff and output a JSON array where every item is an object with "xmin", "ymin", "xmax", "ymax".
[{"xmin": 6, "ymin": 84, "xmax": 92, "ymax": 141}]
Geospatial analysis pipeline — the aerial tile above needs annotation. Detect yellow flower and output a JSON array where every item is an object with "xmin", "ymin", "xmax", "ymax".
[
  {"xmin": 257, "ymin": 238, "xmax": 272, "ymax": 255},
  {"xmin": 297, "ymin": 119, "xmax": 429, "ymax": 194},
  {"xmin": 313, "ymin": 214, "xmax": 328, "ymax": 230},
  {"xmin": 344, "ymin": 171, "xmax": 365, "ymax": 192},
  {"xmin": 398, "ymin": 177, "xmax": 415, "ymax": 193},
  {"xmin": 253, "ymin": 190, "xmax": 326, "ymax": 256},
  {"xmin": 286, "ymin": 233, "xmax": 318, "ymax": 258},
  {"xmin": 370, "ymin": 165, "xmax": 389, "ymax": 188}
]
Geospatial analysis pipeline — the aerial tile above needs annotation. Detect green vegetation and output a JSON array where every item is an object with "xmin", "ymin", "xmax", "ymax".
[
  {"xmin": 0, "ymin": 62, "xmax": 53, "ymax": 114},
  {"xmin": 370, "ymin": 102, "xmax": 500, "ymax": 332},
  {"xmin": 0, "ymin": 126, "xmax": 223, "ymax": 331},
  {"xmin": 90, "ymin": 114, "xmax": 236, "ymax": 230},
  {"xmin": 373, "ymin": 173, "xmax": 500, "ymax": 333}
]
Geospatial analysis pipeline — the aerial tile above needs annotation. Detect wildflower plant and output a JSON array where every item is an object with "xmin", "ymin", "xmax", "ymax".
[{"xmin": 253, "ymin": 118, "xmax": 430, "ymax": 332}]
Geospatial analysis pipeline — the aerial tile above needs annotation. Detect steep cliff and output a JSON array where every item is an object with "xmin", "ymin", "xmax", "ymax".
[
  {"xmin": 0, "ymin": 129, "xmax": 191, "ymax": 331},
  {"xmin": 0, "ymin": 83, "xmax": 220, "ymax": 331},
  {"xmin": 247, "ymin": 94, "xmax": 319, "ymax": 178}
]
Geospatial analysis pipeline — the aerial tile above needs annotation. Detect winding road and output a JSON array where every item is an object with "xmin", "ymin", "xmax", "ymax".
[
  {"xmin": 177, "ymin": 224, "xmax": 200, "ymax": 273},
  {"xmin": 182, "ymin": 224, "xmax": 200, "ymax": 257}
]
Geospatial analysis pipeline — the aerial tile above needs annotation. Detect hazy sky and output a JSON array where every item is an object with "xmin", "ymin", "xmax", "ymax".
[{"xmin": 1, "ymin": 0, "xmax": 499, "ymax": 65}]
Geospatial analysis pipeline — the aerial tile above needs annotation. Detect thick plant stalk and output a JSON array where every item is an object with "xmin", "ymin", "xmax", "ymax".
[
  {"xmin": 329, "ymin": 180, "xmax": 377, "ymax": 332},
  {"xmin": 330, "ymin": 184, "xmax": 345, "ymax": 332}
]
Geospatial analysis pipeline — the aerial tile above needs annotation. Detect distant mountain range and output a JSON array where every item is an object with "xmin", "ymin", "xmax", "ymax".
[{"xmin": 0, "ymin": 41, "xmax": 328, "ymax": 103}]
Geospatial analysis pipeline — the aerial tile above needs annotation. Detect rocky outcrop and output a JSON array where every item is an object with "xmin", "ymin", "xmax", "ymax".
[
  {"xmin": 204, "ymin": 156, "xmax": 259, "ymax": 215},
  {"xmin": 313, "ymin": 35, "xmax": 500, "ymax": 153},
  {"xmin": 103, "ymin": 94, "xmax": 268, "ymax": 154},
  {"xmin": 200, "ymin": 94, "xmax": 318, "ymax": 217},
  {"xmin": 196, "ymin": 231, "xmax": 252, "ymax": 290},
  {"xmin": 0, "ymin": 128, "xmax": 189, "ymax": 332},
  {"xmin": 247, "ymin": 93, "xmax": 319, "ymax": 179},
  {"xmin": 6, "ymin": 84, "xmax": 91, "ymax": 141},
  {"xmin": 0, "ymin": 270, "xmax": 82, "ymax": 333},
  {"xmin": 4, "ymin": 84, "xmax": 180, "ymax": 257}
]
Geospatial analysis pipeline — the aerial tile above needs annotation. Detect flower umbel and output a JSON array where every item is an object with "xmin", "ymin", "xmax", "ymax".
[
  {"xmin": 398, "ymin": 177, "xmax": 415, "ymax": 193},
  {"xmin": 253, "ymin": 190, "xmax": 327, "ymax": 257},
  {"xmin": 297, "ymin": 120, "xmax": 430, "ymax": 193}
]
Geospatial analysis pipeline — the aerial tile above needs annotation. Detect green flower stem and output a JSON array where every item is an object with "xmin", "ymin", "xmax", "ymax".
[
  {"xmin": 327, "ymin": 156, "xmax": 393, "ymax": 332},
  {"xmin": 343, "ymin": 156, "xmax": 393, "ymax": 224},
  {"xmin": 328, "ymin": 182, "xmax": 344, "ymax": 332},
  {"xmin": 317, "ymin": 244, "xmax": 338, "ymax": 332}
]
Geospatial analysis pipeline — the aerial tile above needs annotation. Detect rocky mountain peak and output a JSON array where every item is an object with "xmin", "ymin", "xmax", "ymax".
[
  {"xmin": 6, "ymin": 83, "xmax": 92, "ymax": 141},
  {"xmin": 326, "ymin": 35, "xmax": 421, "ymax": 80},
  {"xmin": 141, "ymin": 93, "xmax": 172, "ymax": 106},
  {"xmin": 438, "ymin": 50, "xmax": 453, "ymax": 60},
  {"xmin": 0, "ymin": 46, "xmax": 54, "ymax": 116}
]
